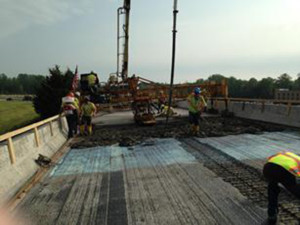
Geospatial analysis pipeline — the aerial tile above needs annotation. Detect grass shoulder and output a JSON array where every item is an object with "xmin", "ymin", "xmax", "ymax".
[{"xmin": 0, "ymin": 101, "xmax": 40, "ymax": 135}]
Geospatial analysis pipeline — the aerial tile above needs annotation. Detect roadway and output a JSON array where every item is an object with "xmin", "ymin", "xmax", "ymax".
[{"xmin": 14, "ymin": 111, "xmax": 300, "ymax": 224}]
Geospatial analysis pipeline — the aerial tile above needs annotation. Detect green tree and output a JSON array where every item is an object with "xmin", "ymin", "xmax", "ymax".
[
  {"xmin": 207, "ymin": 74, "xmax": 226, "ymax": 82},
  {"xmin": 275, "ymin": 73, "xmax": 293, "ymax": 89},
  {"xmin": 244, "ymin": 78, "xmax": 258, "ymax": 98},
  {"xmin": 293, "ymin": 74, "xmax": 300, "ymax": 90},
  {"xmin": 33, "ymin": 66, "xmax": 74, "ymax": 118},
  {"xmin": 227, "ymin": 77, "xmax": 246, "ymax": 97},
  {"xmin": 0, "ymin": 74, "xmax": 8, "ymax": 94},
  {"xmin": 0, "ymin": 73, "xmax": 45, "ymax": 94},
  {"xmin": 256, "ymin": 77, "xmax": 275, "ymax": 99},
  {"xmin": 17, "ymin": 74, "xmax": 45, "ymax": 94},
  {"xmin": 196, "ymin": 78, "xmax": 205, "ymax": 84}
]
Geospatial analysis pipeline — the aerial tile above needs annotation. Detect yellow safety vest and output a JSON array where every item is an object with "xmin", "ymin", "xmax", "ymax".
[
  {"xmin": 268, "ymin": 152, "xmax": 300, "ymax": 177},
  {"xmin": 74, "ymin": 97, "xmax": 80, "ymax": 109},
  {"xmin": 81, "ymin": 102, "xmax": 96, "ymax": 117},
  {"xmin": 187, "ymin": 94, "xmax": 207, "ymax": 113},
  {"xmin": 87, "ymin": 74, "xmax": 97, "ymax": 86}
]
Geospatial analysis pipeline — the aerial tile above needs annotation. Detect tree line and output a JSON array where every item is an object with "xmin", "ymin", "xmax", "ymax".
[
  {"xmin": 1, "ymin": 70, "xmax": 300, "ymax": 100},
  {"xmin": 197, "ymin": 73, "xmax": 300, "ymax": 99},
  {"xmin": 0, "ymin": 73, "xmax": 45, "ymax": 94}
]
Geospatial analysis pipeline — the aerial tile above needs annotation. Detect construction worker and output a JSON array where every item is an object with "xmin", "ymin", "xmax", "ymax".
[
  {"xmin": 159, "ymin": 104, "xmax": 176, "ymax": 117},
  {"xmin": 80, "ymin": 96, "xmax": 96, "ymax": 135},
  {"xmin": 74, "ymin": 92, "xmax": 81, "ymax": 108},
  {"xmin": 158, "ymin": 91, "xmax": 166, "ymax": 113},
  {"xmin": 87, "ymin": 71, "xmax": 99, "ymax": 94},
  {"xmin": 74, "ymin": 92, "xmax": 81, "ymax": 133},
  {"xmin": 187, "ymin": 87, "xmax": 207, "ymax": 135},
  {"xmin": 263, "ymin": 151, "xmax": 300, "ymax": 224},
  {"xmin": 61, "ymin": 92, "xmax": 78, "ymax": 138}
]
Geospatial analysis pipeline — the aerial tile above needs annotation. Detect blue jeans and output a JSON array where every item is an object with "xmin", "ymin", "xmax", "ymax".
[{"xmin": 189, "ymin": 111, "xmax": 200, "ymax": 126}]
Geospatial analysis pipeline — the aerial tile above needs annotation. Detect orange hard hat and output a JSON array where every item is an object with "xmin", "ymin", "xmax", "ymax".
[{"xmin": 67, "ymin": 92, "xmax": 74, "ymax": 97}]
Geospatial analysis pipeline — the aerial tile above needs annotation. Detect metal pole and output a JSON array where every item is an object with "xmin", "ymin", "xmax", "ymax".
[
  {"xmin": 166, "ymin": 0, "xmax": 179, "ymax": 125},
  {"xmin": 122, "ymin": 0, "xmax": 131, "ymax": 80},
  {"xmin": 117, "ymin": 8, "xmax": 122, "ymax": 77}
]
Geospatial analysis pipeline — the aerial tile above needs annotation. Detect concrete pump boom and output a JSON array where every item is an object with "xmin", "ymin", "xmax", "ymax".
[{"xmin": 117, "ymin": 0, "xmax": 131, "ymax": 81}]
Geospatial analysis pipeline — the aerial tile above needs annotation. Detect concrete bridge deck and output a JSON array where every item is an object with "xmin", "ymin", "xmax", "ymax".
[
  {"xmin": 17, "ymin": 138, "xmax": 266, "ymax": 225},
  {"xmin": 7, "ymin": 110, "xmax": 300, "ymax": 224}
]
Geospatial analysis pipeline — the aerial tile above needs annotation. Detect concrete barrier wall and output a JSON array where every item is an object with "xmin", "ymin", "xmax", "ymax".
[
  {"xmin": 0, "ymin": 118, "xmax": 68, "ymax": 204},
  {"xmin": 177, "ymin": 100, "xmax": 300, "ymax": 128}
]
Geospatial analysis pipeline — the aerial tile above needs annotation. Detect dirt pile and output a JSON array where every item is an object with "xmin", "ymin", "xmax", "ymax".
[{"xmin": 71, "ymin": 116, "xmax": 288, "ymax": 148}]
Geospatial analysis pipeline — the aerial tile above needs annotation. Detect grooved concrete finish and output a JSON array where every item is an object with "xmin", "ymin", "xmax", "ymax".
[
  {"xmin": 198, "ymin": 131, "xmax": 300, "ymax": 170},
  {"xmin": 18, "ymin": 138, "xmax": 265, "ymax": 225}
]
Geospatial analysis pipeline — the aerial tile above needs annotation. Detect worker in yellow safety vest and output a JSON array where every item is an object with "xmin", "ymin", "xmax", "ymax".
[
  {"xmin": 87, "ymin": 71, "xmax": 98, "ymax": 86},
  {"xmin": 74, "ymin": 92, "xmax": 81, "ymax": 108},
  {"xmin": 74, "ymin": 92, "xmax": 81, "ymax": 133},
  {"xmin": 187, "ymin": 87, "xmax": 207, "ymax": 135},
  {"xmin": 159, "ymin": 104, "xmax": 176, "ymax": 117},
  {"xmin": 80, "ymin": 96, "xmax": 96, "ymax": 135},
  {"xmin": 263, "ymin": 151, "xmax": 300, "ymax": 224}
]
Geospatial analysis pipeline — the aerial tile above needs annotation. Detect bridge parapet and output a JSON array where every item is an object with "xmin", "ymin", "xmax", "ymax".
[
  {"xmin": 178, "ymin": 98, "xmax": 300, "ymax": 128},
  {"xmin": 0, "ymin": 115, "xmax": 68, "ymax": 204}
]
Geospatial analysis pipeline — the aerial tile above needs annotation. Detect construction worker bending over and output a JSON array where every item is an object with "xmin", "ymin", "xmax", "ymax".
[
  {"xmin": 61, "ymin": 92, "xmax": 78, "ymax": 138},
  {"xmin": 159, "ymin": 104, "xmax": 176, "ymax": 117},
  {"xmin": 263, "ymin": 151, "xmax": 300, "ymax": 224},
  {"xmin": 80, "ymin": 96, "xmax": 96, "ymax": 135},
  {"xmin": 187, "ymin": 87, "xmax": 207, "ymax": 135}
]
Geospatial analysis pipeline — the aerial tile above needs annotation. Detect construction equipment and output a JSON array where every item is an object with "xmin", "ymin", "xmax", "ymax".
[
  {"xmin": 117, "ymin": 0, "xmax": 131, "ymax": 80},
  {"xmin": 78, "ymin": 0, "xmax": 228, "ymax": 125}
]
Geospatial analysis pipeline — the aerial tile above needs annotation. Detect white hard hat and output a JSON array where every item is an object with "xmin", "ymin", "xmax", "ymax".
[{"xmin": 62, "ymin": 96, "xmax": 74, "ymax": 103}]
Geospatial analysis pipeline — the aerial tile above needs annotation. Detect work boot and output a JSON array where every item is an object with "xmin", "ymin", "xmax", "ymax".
[
  {"xmin": 87, "ymin": 125, "xmax": 93, "ymax": 135},
  {"xmin": 190, "ymin": 124, "xmax": 195, "ymax": 135},
  {"xmin": 80, "ymin": 125, "xmax": 85, "ymax": 135},
  {"xmin": 267, "ymin": 215, "xmax": 277, "ymax": 225},
  {"xmin": 195, "ymin": 125, "xmax": 200, "ymax": 135},
  {"xmin": 191, "ymin": 125, "xmax": 199, "ymax": 136},
  {"xmin": 268, "ymin": 208, "xmax": 278, "ymax": 225}
]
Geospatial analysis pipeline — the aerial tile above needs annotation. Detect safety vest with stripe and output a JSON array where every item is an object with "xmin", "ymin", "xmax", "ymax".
[
  {"xmin": 187, "ymin": 94, "xmax": 207, "ymax": 114},
  {"xmin": 268, "ymin": 152, "xmax": 300, "ymax": 177}
]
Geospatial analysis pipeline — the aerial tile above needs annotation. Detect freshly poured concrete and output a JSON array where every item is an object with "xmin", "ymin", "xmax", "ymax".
[
  {"xmin": 18, "ymin": 138, "xmax": 265, "ymax": 225},
  {"xmin": 198, "ymin": 131, "xmax": 300, "ymax": 170}
]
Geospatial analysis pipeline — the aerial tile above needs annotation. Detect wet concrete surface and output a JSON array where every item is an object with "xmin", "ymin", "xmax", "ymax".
[
  {"xmin": 72, "ymin": 113, "xmax": 288, "ymax": 148},
  {"xmin": 182, "ymin": 138, "xmax": 300, "ymax": 224}
]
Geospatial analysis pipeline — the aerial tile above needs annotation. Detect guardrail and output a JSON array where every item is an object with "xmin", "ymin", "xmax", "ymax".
[
  {"xmin": 209, "ymin": 97, "xmax": 300, "ymax": 115},
  {"xmin": 210, "ymin": 97, "xmax": 300, "ymax": 104},
  {"xmin": 0, "ymin": 115, "xmax": 61, "ymax": 165}
]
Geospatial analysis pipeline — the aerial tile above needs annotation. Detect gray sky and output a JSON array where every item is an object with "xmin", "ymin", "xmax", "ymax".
[{"xmin": 1, "ymin": 0, "xmax": 300, "ymax": 83}]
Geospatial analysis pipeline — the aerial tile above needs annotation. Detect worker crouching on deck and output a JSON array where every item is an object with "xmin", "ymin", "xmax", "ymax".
[
  {"xmin": 263, "ymin": 151, "xmax": 300, "ymax": 224},
  {"xmin": 187, "ymin": 87, "xmax": 207, "ymax": 135},
  {"xmin": 80, "ymin": 96, "xmax": 97, "ymax": 135}
]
